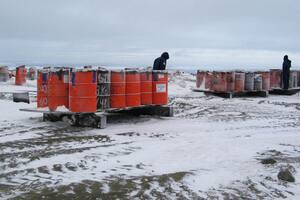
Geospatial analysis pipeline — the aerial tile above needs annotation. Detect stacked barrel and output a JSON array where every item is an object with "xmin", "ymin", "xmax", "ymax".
[
  {"xmin": 37, "ymin": 67, "xmax": 169, "ymax": 112},
  {"xmin": 69, "ymin": 69, "xmax": 97, "ymax": 113},
  {"xmin": 48, "ymin": 69, "xmax": 70, "ymax": 111},
  {"xmin": 196, "ymin": 70, "xmax": 272, "ymax": 92}
]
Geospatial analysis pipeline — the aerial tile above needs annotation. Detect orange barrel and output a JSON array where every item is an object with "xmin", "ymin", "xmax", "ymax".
[
  {"xmin": 69, "ymin": 70, "xmax": 97, "ymax": 112},
  {"xmin": 258, "ymin": 71, "xmax": 270, "ymax": 91},
  {"xmin": 37, "ymin": 70, "xmax": 49, "ymax": 108},
  {"xmin": 48, "ymin": 69, "xmax": 70, "ymax": 111},
  {"xmin": 254, "ymin": 73, "xmax": 263, "ymax": 91},
  {"xmin": 15, "ymin": 65, "xmax": 26, "ymax": 85},
  {"xmin": 226, "ymin": 72, "xmax": 235, "ymax": 92},
  {"xmin": 212, "ymin": 71, "xmax": 227, "ymax": 92},
  {"xmin": 97, "ymin": 68, "xmax": 110, "ymax": 110},
  {"xmin": 270, "ymin": 69, "xmax": 282, "ymax": 89},
  {"xmin": 205, "ymin": 71, "xmax": 213, "ymax": 90},
  {"xmin": 289, "ymin": 71, "xmax": 298, "ymax": 88},
  {"xmin": 110, "ymin": 70, "xmax": 126, "ymax": 108},
  {"xmin": 196, "ymin": 70, "xmax": 206, "ymax": 88},
  {"xmin": 125, "ymin": 70, "xmax": 141, "ymax": 107},
  {"xmin": 234, "ymin": 72, "xmax": 245, "ymax": 92},
  {"xmin": 140, "ymin": 70, "xmax": 152, "ymax": 105},
  {"xmin": 0, "ymin": 66, "xmax": 9, "ymax": 82},
  {"xmin": 152, "ymin": 70, "xmax": 168, "ymax": 105}
]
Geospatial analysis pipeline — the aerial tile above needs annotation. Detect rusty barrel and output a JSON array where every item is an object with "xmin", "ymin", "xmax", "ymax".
[
  {"xmin": 196, "ymin": 70, "xmax": 206, "ymax": 89},
  {"xmin": 254, "ymin": 73, "xmax": 263, "ymax": 91},
  {"xmin": 37, "ymin": 70, "xmax": 49, "ymax": 108},
  {"xmin": 110, "ymin": 70, "xmax": 126, "ymax": 108},
  {"xmin": 69, "ymin": 70, "xmax": 97, "ymax": 113},
  {"xmin": 289, "ymin": 71, "xmax": 298, "ymax": 88},
  {"xmin": 140, "ymin": 70, "xmax": 152, "ymax": 105},
  {"xmin": 212, "ymin": 71, "xmax": 227, "ymax": 92},
  {"xmin": 234, "ymin": 72, "xmax": 245, "ymax": 92},
  {"xmin": 245, "ymin": 72, "xmax": 255, "ymax": 91},
  {"xmin": 152, "ymin": 70, "xmax": 168, "ymax": 105},
  {"xmin": 15, "ymin": 65, "xmax": 26, "ymax": 85},
  {"xmin": 97, "ymin": 68, "xmax": 110, "ymax": 110},
  {"xmin": 125, "ymin": 70, "xmax": 141, "ymax": 107},
  {"xmin": 257, "ymin": 71, "xmax": 270, "ymax": 91},
  {"xmin": 226, "ymin": 72, "xmax": 235, "ymax": 92},
  {"xmin": 48, "ymin": 69, "xmax": 69, "ymax": 111},
  {"xmin": 205, "ymin": 72, "xmax": 213, "ymax": 91},
  {"xmin": 270, "ymin": 69, "xmax": 282, "ymax": 89},
  {"xmin": 0, "ymin": 66, "xmax": 9, "ymax": 82}
]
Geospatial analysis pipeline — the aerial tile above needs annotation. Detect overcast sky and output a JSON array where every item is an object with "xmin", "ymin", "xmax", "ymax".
[{"xmin": 0, "ymin": 0, "xmax": 299, "ymax": 70}]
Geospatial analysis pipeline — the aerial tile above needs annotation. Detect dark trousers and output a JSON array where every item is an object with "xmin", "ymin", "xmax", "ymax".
[{"xmin": 282, "ymin": 73, "xmax": 289, "ymax": 89}]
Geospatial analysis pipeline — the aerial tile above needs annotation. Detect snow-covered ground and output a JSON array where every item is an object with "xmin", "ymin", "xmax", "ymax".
[{"xmin": 0, "ymin": 74, "xmax": 300, "ymax": 199}]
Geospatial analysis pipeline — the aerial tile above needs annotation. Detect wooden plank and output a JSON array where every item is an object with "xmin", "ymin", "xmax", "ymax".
[
  {"xmin": 269, "ymin": 88, "xmax": 300, "ymax": 95},
  {"xmin": 203, "ymin": 90, "xmax": 269, "ymax": 98}
]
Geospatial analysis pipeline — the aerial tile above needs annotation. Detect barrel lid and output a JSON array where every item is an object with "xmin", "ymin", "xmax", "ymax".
[
  {"xmin": 74, "ymin": 68, "xmax": 97, "ymax": 72},
  {"xmin": 152, "ymin": 70, "xmax": 168, "ymax": 73},
  {"xmin": 50, "ymin": 67, "xmax": 70, "ymax": 72},
  {"xmin": 111, "ymin": 69, "xmax": 125, "ymax": 73},
  {"xmin": 139, "ymin": 67, "xmax": 152, "ymax": 73},
  {"xmin": 98, "ymin": 67, "xmax": 109, "ymax": 72}
]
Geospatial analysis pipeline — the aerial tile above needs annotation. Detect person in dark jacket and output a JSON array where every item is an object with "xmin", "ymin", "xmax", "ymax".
[
  {"xmin": 153, "ymin": 52, "xmax": 169, "ymax": 70},
  {"xmin": 282, "ymin": 55, "xmax": 291, "ymax": 89}
]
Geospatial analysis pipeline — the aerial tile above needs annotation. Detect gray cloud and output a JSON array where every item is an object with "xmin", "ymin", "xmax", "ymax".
[{"xmin": 0, "ymin": 0, "xmax": 299, "ymax": 69}]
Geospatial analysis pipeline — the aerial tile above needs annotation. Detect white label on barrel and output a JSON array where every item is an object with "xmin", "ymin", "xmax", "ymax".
[
  {"xmin": 156, "ymin": 84, "xmax": 166, "ymax": 93},
  {"xmin": 63, "ymin": 75, "xmax": 69, "ymax": 83},
  {"xmin": 158, "ymin": 74, "xmax": 165, "ymax": 79}
]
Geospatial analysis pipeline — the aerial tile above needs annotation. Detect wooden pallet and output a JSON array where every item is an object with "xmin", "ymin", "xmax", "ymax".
[
  {"xmin": 269, "ymin": 88, "xmax": 300, "ymax": 95},
  {"xmin": 193, "ymin": 89, "xmax": 268, "ymax": 98},
  {"xmin": 20, "ymin": 105, "xmax": 173, "ymax": 129}
]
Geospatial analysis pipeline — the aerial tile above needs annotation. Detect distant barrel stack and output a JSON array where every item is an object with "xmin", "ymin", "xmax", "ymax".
[
  {"xmin": 36, "ymin": 67, "xmax": 169, "ymax": 112},
  {"xmin": 0, "ymin": 66, "xmax": 9, "ymax": 82},
  {"xmin": 196, "ymin": 69, "xmax": 299, "ymax": 94}
]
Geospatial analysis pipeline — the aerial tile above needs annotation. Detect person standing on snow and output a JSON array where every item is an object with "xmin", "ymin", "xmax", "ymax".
[
  {"xmin": 153, "ymin": 52, "xmax": 169, "ymax": 70},
  {"xmin": 282, "ymin": 55, "xmax": 291, "ymax": 89}
]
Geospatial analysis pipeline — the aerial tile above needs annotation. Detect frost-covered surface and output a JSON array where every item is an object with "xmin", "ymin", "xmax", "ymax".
[
  {"xmin": 0, "ymin": 74, "xmax": 300, "ymax": 199},
  {"xmin": 0, "ymin": 78, "xmax": 36, "ymax": 93}
]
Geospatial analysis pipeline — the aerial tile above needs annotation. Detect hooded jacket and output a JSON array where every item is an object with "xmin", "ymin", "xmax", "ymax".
[{"xmin": 153, "ymin": 52, "xmax": 169, "ymax": 70}]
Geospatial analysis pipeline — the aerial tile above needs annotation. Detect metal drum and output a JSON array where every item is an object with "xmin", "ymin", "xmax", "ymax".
[
  {"xmin": 289, "ymin": 71, "xmax": 298, "ymax": 88},
  {"xmin": 152, "ymin": 70, "xmax": 168, "ymax": 105},
  {"xmin": 125, "ymin": 70, "xmax": 141, "ymax": 107},
  {"xmin": 69, "ymin": 69, "xmax": 97, "ymax": 113},
  {"xmin": 37, "ymin": 69, "xmax": 49, "ymax": 108},
  {"xmin": 245, "ymin": 72, "xmax": 255, "ymax": 91},
  {"xmin": 226, "ymin": 72, "xmax": 235, "ymax": 92},
  {"xmin": 234, "ymin": 72, "xmax": 245, "ymax": 92},
  {"xmin": 254, "ymin": 73, "xmax": 263, "ymax": 91},
  {"xmin": 97, "ymin": 68, "xmax": 110, "ymax": 110},
  {"xmin": 196, "ymin": 70, "xmax": 206, "ymax": 89},
  {"xmin": 270, "ymin": 69, "xmax": 282, "ymax": 89},
  {"xmin": 48, "ymin": 69, "xmax": 69, "ymax": 111},
  {"xmin": 15, "ymin": 65, "xmax": 27, "ymax": 85},
  {"xmin": 110, "ymin": 70, "xmax": 126, "ymax": 108},
  {"xmin": 0, "ymin": 66, "xmax": 9, "ymax": 82},
  {"xmin": 140, "ymin": 70, "xmax": 152, "ymax": 105}
]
